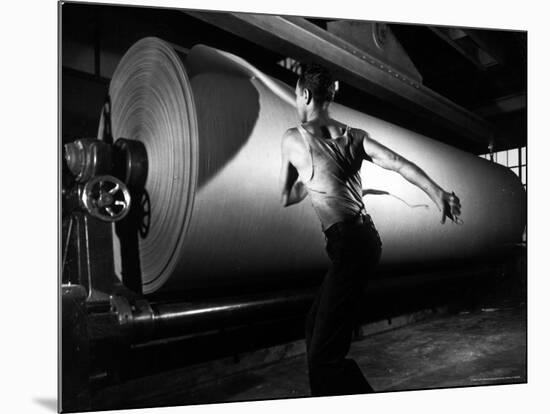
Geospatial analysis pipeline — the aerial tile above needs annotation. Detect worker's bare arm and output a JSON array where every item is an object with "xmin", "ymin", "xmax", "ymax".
[
  {"xmin": 280, "ymin": 130, "xmax": 308, "ymax": 207},
  {"xmin": 362, "ymin": 132, "xmax": 461, "ymax": 224}
]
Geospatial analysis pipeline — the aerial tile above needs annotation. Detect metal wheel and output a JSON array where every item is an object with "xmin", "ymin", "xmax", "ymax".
[{"xmin": 81, "ymin": 175, "xmax": 131, "ymax": 222}]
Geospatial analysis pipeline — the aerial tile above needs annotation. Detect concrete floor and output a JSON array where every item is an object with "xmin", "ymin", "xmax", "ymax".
[
  {"xmin": 189, "ymin": 306, "xmax": 526, "ymax": 403},
  {"xmin": 91, "ymin": 302, "xmax": 526, "ymax": 410}
]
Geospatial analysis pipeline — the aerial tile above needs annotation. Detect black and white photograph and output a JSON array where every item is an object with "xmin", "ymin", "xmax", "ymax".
[
  {"xmin": 56, "ymin": 1, "xmax": 532, "ymax": 412},
  {"xmin": 7, "ymin": 0, "xmax": 550, "ymax": 413}
]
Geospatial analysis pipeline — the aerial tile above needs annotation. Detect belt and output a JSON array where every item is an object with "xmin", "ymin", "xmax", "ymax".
[{"xmin": 324, "ymin": 214, "xmax": 372, "ymax": 238}]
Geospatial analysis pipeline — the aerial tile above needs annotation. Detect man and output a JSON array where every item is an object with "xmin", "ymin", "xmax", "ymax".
[{"xmin": 280, "ymin": 64, "xmax": 461, "ymax": 397}]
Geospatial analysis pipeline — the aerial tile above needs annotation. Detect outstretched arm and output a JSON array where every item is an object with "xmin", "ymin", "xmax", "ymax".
[
  {"xmin": 362, "ymin": 132, "xmax": 461, "ymax": 223},
  {"xmin": 280, "ymin": 131, "xmax": 308, "ymax": 207}
]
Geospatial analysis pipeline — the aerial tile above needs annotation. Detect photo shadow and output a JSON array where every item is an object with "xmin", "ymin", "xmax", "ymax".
[{"xmin": 32, "ymin": 397, "xmax": 57, "ymax": 412}]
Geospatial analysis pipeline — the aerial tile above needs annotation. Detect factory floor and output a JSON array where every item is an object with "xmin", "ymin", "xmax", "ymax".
[
  {"xmin": 178, "ymin": 304, "xmax": 526, "ymax": 403},
  {"xmin": 91, "ymin": 297, "xmax": 526, "ymax": 410}
]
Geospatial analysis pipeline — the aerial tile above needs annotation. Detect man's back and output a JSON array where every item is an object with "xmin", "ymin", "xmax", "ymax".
[{"xmin": 284, "ymin": 120, "xmax": 366, "ymax": 230}]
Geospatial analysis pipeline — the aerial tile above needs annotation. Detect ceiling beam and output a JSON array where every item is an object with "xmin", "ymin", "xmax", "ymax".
[
  {"xmin": 429, "ymin": 27, "xmax": 497, "ymax": 70},
  {"xmin": 186, "ymin": 11, "xmax": 493, "ymax": 146},
  {"xmin": 474, "ymin": 93, "xmax": 526, "ymax": 118},
  {"xmin": 462, "ymin": 29, "xmax": 515, "ymax": 66}
]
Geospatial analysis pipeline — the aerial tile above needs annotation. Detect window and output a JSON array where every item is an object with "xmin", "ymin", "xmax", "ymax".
[{"xmin": 480, "ymin": 146, "xmax": 526, "ymax": 191}]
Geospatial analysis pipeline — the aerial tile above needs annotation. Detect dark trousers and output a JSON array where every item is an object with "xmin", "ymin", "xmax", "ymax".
[{"xmin": 305, "ymin": 215, "xmax": 382, "ymax": 397}]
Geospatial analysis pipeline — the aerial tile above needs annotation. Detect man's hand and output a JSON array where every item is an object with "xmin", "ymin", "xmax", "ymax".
[
  {"xmin": 361, "ymin": 132, "xmax": 463, "ymax": 225},
  {"xmin": 437, "ymin": 191, "xmax": 462, "ymax": 224}
]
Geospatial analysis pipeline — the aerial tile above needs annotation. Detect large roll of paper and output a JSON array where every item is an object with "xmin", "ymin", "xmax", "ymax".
[{"xmin": 108, "ymin": 37, "xmax": 525, "ymax": 294}]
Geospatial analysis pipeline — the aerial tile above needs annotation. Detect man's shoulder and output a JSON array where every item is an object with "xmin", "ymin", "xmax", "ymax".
[
  {"xmin": 282, "ymin": 127, "xmax": 310, "ymax": 160},
  {"xmin": 283, "ymin": 126, "xmax": 300, "ymax": 136},
  {"xmin": 348, "ymin": 126, "xmax": 368, "ymax": 137},
  {"xmin": 282, "ymin": 127, "xmax": 302, "ymax": 145},
  {"xmin": 348, "ymin": 127, "xmax": 369, "ymax": 146}
]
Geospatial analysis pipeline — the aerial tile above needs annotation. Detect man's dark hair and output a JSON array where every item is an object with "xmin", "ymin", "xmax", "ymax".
[{"xmin": 297, "ymin": 63, "xmax": 336, "ymax": 104}]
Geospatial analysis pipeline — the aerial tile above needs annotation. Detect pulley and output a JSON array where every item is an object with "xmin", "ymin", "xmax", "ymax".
[
  {"xmin": 63, "ymin": 133, "xmax": 148, "ymax": 222},
  {"xmin": 81, "ymin": 175, "xmax": 131, "ymax": 222},
  {"xmin": 64, "ymin": 139, "xmax": 112, "ymax": 183}
]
